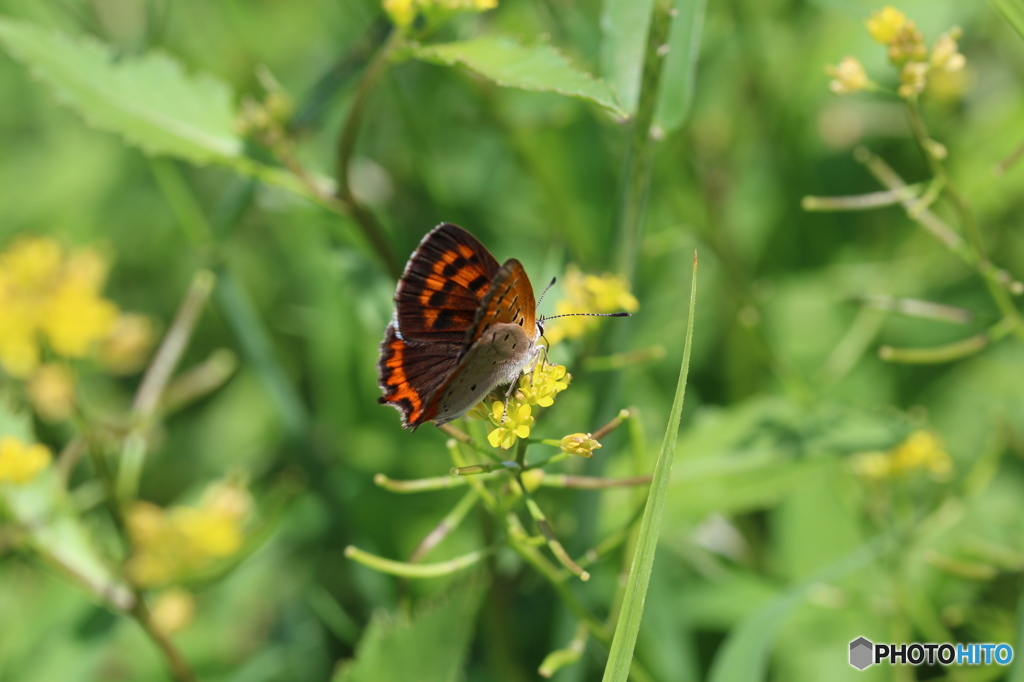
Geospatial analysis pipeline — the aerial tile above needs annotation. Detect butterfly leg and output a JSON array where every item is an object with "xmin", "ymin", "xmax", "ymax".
[{"xmin": 500, "ymin": 379, "xmax": 519, "ymax": 424}]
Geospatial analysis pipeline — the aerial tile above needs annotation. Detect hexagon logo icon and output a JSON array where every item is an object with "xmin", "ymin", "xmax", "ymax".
[{"xmin": 850, "ymin": 637, "xmax": 874, "ymax": 670}]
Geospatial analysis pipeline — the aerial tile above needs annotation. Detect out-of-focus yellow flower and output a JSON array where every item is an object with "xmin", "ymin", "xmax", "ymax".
[
  {"xmin": 486, "ymin": 400, "xmax": 533, "ymax": 450},
  {"xmin": 0, "ymin": 436, "xmax": 51, "ymax": 484},
  {"xmin": 559, "ymin": 433, "xmax": 601, "ymax": 458},
  {"xmin": 125, "ymin": 480, "xmax": 252, "ymax": 587},
  {"xmin": 0, "ymin": 237, "xmax": 121, "ymax": 377},
  {"xmin": 383, "ymin": 0, "xmax": 497, "ymax": 29},
  {"xmin": 931, "ymin": 28, "xmax": 965, "ymax": 72},
  {"xmin": 520, "ymin": 468, "xmax": 545, "ymax": 492},
  {"xmin": 544, "ymin": 265, "xmax": 639, "ymax": 344},
  {"xmin": 866, "ymin": 6, "xmax": 907, "ymax": 45},
  {"xmin": 827, "ymin": 56, "xmax": 870, "ymax": 95},
  {"xmin": 150, "ymin": 588, "xmax": 196, "ymax": 636},
  {"xmin": 99, "ymin": 313, "xmax": 154, "ymax": 375},
  {"xmin": 518, "ymin": 362, "xmax": 570, "ymax": 408},
  {"xmin": 27, "ymin": 363, "xmax": 76, "ymax": 422},
  {"xmin": 852, "ymin": 430, "xmax": 952, "ymax": 481},
  {"xmin": 898, "ymin": 61, "xmax": 929, "ymax": 99}
]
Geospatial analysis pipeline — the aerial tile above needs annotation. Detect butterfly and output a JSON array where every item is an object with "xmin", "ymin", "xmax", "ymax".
[{"xmin": 378, "ymin": 223, "xmax": 627, "ymax": 431}]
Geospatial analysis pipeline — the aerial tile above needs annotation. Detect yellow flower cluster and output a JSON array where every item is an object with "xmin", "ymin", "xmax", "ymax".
[
  {"xmin": 476, "ymin": 361, "xmax": 572, "ymax": 450},
  {"xmin": 383, "ymin": 0, "xmax": 497, "ymax": 30},
  {"xmin": 852, "ymin": 430, "xmax": 952, "ymax": 481},
  {"xmin": 0, "ymin": 435, "xmax": 51, "ymax": 484},
  {"xmin": 0, "ymin": 237, "xmax": 152, "ymax": 381},
  {"xmin": 850, "ymin": 7, "xmax": 966, "ymax": 99},
  {"xmin": 149, "ymin": 588, "xmax": 196, "ymax": 636},
  {"xmin": 125, "ymin": 480, "xmax": 252, "ymax": 587},
  {"xmin": 544, "ymin": 265, "xmax": 639, "ymax": 344}
]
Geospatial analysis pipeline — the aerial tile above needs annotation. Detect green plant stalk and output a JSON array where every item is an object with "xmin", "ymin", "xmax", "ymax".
[
  {"xmin": 407, "ymin": 489, "xmax": 480, "ymax": 563},
  {"xmin": 517, "ymin": 477, "xmax": 590, "ymax": 580},
  {"xmin": 603, "ymin": 251, "xmax": 698, "ymax": 682},
  {"xmin": 878, "ymin": 317, "xmax": 1016, "ymax": 364},
  {"xmin": 801, "ymin": 184, "xmax": 923, "ymax": 211},
  {"xmin": 334, "ymin": 29, "xmax": 403, "ymax": 278},
  {"xmin": 539, "ymin": 623, "xmax": 590, "ymax": 678},
  {"xmin": 616, "ymin": 0, "xmax": 675, "ymax": 280},
  {"xmin": 344, "ymin": 544, "xmax": 493, "ymax": 578},
  {"xmin": 539, "ymin": 474, "xmax": 652, "ymax": 489}
]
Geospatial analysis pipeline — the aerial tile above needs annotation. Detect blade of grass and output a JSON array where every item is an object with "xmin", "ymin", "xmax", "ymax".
[{"xmin": 602, "ymin": 251, "xmax": 698, "ymax": 682}]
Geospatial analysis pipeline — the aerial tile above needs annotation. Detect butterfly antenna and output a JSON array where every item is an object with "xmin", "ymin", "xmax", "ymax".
[
  {"xmin": 535, "ymin": 276, "xmax": 557, "ymax": 309},
  {"xmin": 539, "ymin": 311, "xmax": 632, "ymax": 322}
]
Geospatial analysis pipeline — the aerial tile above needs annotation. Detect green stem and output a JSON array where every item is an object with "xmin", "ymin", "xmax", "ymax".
[
  {"xmin": 407, "ymin": 489, "xmax": 480, "ymax": 564},
  {"xmin": 344, "ymin": 544, "xmax": 492, "ymax": 578},
  {"xmin": 334, "ymin": 30, "xmax": 403, "ymax": 278},
  {"xmin": 517, "ymin": 477, "xmax": 589, "ymax": 580},
  {"xmin": 878, "ymin": 317, "xmax": 1016, "ymax": 364},
  {"xmin": 801, "ymin": 185, "xmax": 923, "ymax": 211}
]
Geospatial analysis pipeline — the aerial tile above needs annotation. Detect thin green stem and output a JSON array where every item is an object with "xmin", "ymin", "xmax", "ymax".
[
  {"xmin": 878, "ymin": 317, "xmax": 1016, "ymax": 364},
  {"xmin": 407, "ymin": 489, "xmax": 480, "ymax": 564},
  {"xmin": 516, "ymin": 476, "xmax": 590, "ymax": 580},
  {"xmin": 344, "ymin": 544, "xmax": 493, "ymax": 578}
]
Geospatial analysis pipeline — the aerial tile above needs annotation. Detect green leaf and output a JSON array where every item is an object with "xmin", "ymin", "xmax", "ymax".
[
  {"xmin": 0, "ymin": 397, "xmax": 133, "ymax": 612},
  {"xmin": 0, "ymin": 17, "xmax": 323, "ymax": 199},
  {"xmin": 0, "ymin": 17, "xmax": 240, "ymax": 164},
  {"xmin": 333, "ymin": 575, "xmax": 485, "ymax": 682},
  {"xmin": 706, "ymin": 538, "xmax": 889, "ymax": 682},
  {"xmin": 600, "ymin": 0, "xmax": 656, "ymax": 113},
  {"xmin": 653, "ymin": 0, "xmax": 707, "ymax": 133},
  {"xmin": 411, "ymin": 36, "xmax": 626, "ymax": 118},
  {"xmin": 602, "ymin": 251, "xmax": 698, "ymax": 682},
  {"xmin": 992, "ymin": 0, "xmax": 1024, "ymax": 42}
]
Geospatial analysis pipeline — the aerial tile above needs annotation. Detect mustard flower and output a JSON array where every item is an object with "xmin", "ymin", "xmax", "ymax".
[
  {"xmin": 852, "ymin": 430, "xmax": 951, "ymax": 481},
  {"xmin": 545, "ymin": 265, "xmax": 639, "ymax": 344},
  {"xmin": 518, "ymin": 361, "xmax": 570, "ymax": 408},
  {"xmin": 486, "ymin": 400, "xmax": 534, "ymax": 450},
  {"xmin": 898, "ymin": 60, "xmax": 929, "ymax": 99},
  {"xmin": 99, "ymin": 313, "xmax": 154, "ymax": 375},
  {"xmin": 866, "ymin": 6, "xmax": 907, "ymax": 45},
  {"xmin": 931, "ymin": 28, "xmax": 965, "ymax": 72},
  {"xmin": 150, "ymin": 588, "xmax": 196, "ymax": 636},
  {"xmin": 827, "ymin": 56, "xmax": 870, "ymax": 95},
  {"xmin": 383, "ymin": 0, "xmax": 497, "ymax": 30},
  {"xmin": 559, "ymin": 433, "xmax": 602, "ymax": 458},
  {"xmin": 27, "ymin": 363, "xmax": 76, "ymax": 422},
  {"xmin": 0, "ymin": 436, "xmax": 51, "ymax": 484}
]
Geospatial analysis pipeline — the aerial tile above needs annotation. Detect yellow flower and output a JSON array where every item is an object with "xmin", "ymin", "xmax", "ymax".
[
  {"xmin": 866, "ymin": 7, "xmax": 907, "ymax": 45},
  {"xmin": 559, "ymin": 433, "xmax": 602, "ymax": 458},
  {"xmin": 150, "ymin": 589, "xmax": 196, "ymax": 636},
  {"xmin": 544, "ymin": 265, "xmax": 638, "ymax": 344},
  {"xmin": 125, "ymin": 480, "xmax": 252, "ymax": 587},
  {"xmin": 0, "ymin": 436, "xmax": 51, "ymax": 484},
  {"xmin": 0, "ymin": 237, "xmax": 123, "ymax": 377},
  {"xmin": 27, "ymin": 363, "xmax": 76, "ymax": 422},
  {"xmin": 931, "ymin": 28, "xmax": 965, "ymax": 72},
  {"xmin": 486, "ymin": 400, "xmax": 534, "ymax": 450},
  {"xmin": 826, "ymin": 56, "xmax": 870, "ymax": 95},
  {"xmin": 851, "ymin": 430, "xmax": 952, "ymax": 481},
  {"xmin": 898, "ymin": 61, "xmax": 929, "ymax": 99},
  {"xmin": 518, "ymin": 362, "xmax": 570, "ymax": 407},
  {"xmin": 383, "ymin": 0, "xmax": 497, "ymax": 29},
  {"xmin": 99, "ymin": 313, "xmax": 154, "ymax": 375}
]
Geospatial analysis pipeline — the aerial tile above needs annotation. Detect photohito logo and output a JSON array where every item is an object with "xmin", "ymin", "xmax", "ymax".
[{"xmin": 849, "ymin": 637, "xmax": 1013, "ymax": 670}]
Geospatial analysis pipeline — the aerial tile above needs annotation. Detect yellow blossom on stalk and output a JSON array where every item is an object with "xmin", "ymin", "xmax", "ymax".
[
  {"xmin": 486, "ymin": 400, "xmax": 533, "ymax": 450},
  {"xmin": 99, "ymin": 313, "xmax": 154, "ymax": 375},
  {"xmin": 826, "ymin": 56, "xmax": 870, "ymax": 95},
  {"xmin": 0, "ymin": 436, "xmax": 51, "ymax": 484},
  {"xmin": 0, "ymin": 237, "xmax": 121, "ymax": 377},
  {"xmin": 852, "ymin": 430, "xmax": 952, "ymax": 481},
  {"xmin": 518, "ymin": 361, "xmax": 570, "ymax": 407},
  {"xmin": 866, "ymin": 6, "xmax": 907, "ymax": 45},
  {"xmin": 544, "ymin": 265, "xmax": 639, "ymax": 344},
  {"xmin": 125, "ymin": 480, "xmax": 252, "ymax": 587},
  {"xmin": 383, "ymin": 0, "xmax": 497, "ymax": 30},
  {"xmin": 931, "ymin": 28, "xmax": 965, "ymax": 72},
  {"xmin": 559, "ymin": 433, "xmax": 601, "ymax": 458},
  {"xmin": 150, "ymin": 588, "xmax": 196, "ymax": 636},
  {"xmin": 27, "ymin": 363, "xmax": 76, "ymax": 422}
]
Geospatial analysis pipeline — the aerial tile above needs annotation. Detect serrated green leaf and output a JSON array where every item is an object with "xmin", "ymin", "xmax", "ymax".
[
  {"xmin": 602, "ymin": 253, "xmax": 698, "ymax": 682},
  {"xmin": 654, "ymin": 0, "xmax": 706, "ymax": 133},
  {"xmin": 0, "ymin": 17, "xmax": 241, "ymax": 164},
  {"xmin": 332, "ymin": 575, "xmax": 485, "ymax": 682},
  {"xmin": 411, "ymin": 36, "xmax": 626, "ymax": 118},
  {"xmin": 600, "ymin": 0, "xmax": 655, "ymax": 113}
]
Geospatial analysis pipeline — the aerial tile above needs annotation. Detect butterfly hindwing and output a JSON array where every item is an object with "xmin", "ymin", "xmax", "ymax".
[
  {"xmin": 378, "ymin": 323, "xmax": 461, "ymax": 430},
  {"xmin": 395, "ymin": 223, "xmax": 501, "ymax": 343}
]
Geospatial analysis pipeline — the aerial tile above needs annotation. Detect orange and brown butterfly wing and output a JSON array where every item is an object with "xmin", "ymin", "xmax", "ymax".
[
  {"xmin": 462, "ymin": 258, "xmax": 537, "ymax": 348},
  {"xmin": 394, "ymin": 223, "xmax": 501, "ymax": 343},
  {"xmin": 379, "ymin": 223, "xmax": 502, "ymax": 429}
]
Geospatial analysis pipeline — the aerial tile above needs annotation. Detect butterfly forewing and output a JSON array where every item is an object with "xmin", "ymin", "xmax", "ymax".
[
  {"xmin": 464, "ymin": 258, "xmax": 537, "ymax": 346},
  {"xmin": 395, "ymin": 223, "xmax": 500, "ymax": 343}
]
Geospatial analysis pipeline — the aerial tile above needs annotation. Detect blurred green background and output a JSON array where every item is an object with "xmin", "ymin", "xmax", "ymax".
[{"xmin": 2, "ymin": 0, "xmax": 1024, "ymax": 680}]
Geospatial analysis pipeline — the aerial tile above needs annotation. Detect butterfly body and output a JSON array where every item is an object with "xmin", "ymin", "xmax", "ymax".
[{"xmin": 378, "ymin": 224, "xmax": 540, "ymax": 430}]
